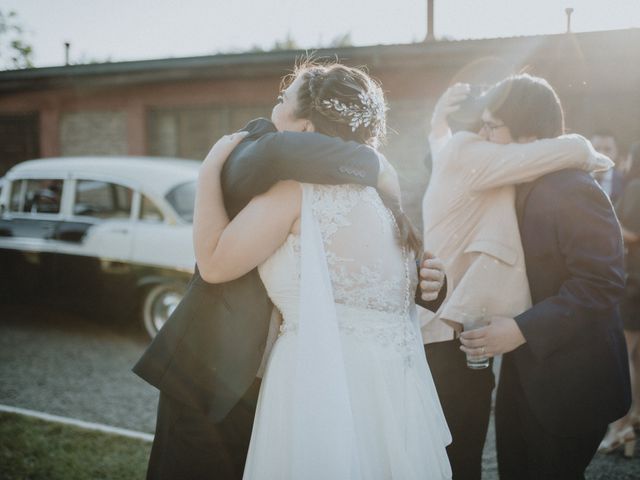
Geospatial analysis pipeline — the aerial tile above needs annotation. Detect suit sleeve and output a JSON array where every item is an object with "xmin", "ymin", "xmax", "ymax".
[
  {"xmin": 448, "ymin": 132, "xmax": 610, "ymax": 191},
  {"xmin": 514, "ymin": 178, "xmax": 625, "ymax": 360},
  {"xmin": 224, "ymin": 131, "xmax": 380, "ymax": 199}
]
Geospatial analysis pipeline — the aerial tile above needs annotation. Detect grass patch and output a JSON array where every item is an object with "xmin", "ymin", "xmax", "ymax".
[{"xmin": 0, "ymin": 411, "xmax": 151, "ymax": 480}]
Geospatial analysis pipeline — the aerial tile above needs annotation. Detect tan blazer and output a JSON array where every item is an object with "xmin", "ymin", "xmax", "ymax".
[{"xmin": 420, "ymin": 132, "xmax": 612, "ymax": 344}]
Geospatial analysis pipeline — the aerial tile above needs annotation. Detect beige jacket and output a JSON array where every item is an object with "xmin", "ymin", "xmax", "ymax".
[{"xmin": 420, "ymin": 132, "xmax": 612, "ymax": 344}]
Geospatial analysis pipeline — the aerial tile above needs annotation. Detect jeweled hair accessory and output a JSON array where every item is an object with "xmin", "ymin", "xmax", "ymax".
[{"xmin": 322, "ymin": 88, "xmax": 387, "ymax": 134}]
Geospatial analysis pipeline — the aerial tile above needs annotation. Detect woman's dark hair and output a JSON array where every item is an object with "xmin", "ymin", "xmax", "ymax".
[
  {"xmin": 283, "ymin": 59, "xmax": 421, "ymax": 254},
  {"xmin": 627, "ymin": 141, "xmax": 640, "ymax": 181},
  {"xmin": 484, "ymin": 74, "xmax": 565, "ymax": 140}
]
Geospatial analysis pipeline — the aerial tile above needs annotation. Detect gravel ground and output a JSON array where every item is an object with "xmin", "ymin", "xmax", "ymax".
[
  {"xmin": 1, "ymin": 303, "xmax": 638, "ymax": 478},
  {"xmin": 0, "ymin": 304, "xmax": 157, "ymax": 434}
]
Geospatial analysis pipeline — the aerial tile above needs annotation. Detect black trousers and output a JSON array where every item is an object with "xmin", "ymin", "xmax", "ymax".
[
  {"xmin": 496, "ymin": 357, "xmax": 607, "ymax": 480},
  {"xmin": 146, "ymin": 380, "xmax": 260, "ymax": 480},
  {"xmin": 424, "ymin": 339, "xmax": 495, "ymax": 480}
]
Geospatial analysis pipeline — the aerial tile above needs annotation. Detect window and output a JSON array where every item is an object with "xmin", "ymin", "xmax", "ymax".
[
  {"xmin": 147, "ymin": 106, "xmax": 270, "ymax": 160},
  {"xmin": 165, "ymin": 181, "xmax": 196, "ymax": 223},
  {"xmin": 74, "ymin": 180, "xmax": 132, "ymax": 219},
  {"xmin": 9, "ymin": 180, "xmax": 23, "ymax": 212},
  {"xmin": 140, "ymin": 196, "xmax": 164, "ymax": 223},
  {"xmin": 9, "ymin": 178, "xmax": 63, "ymax": 214}
]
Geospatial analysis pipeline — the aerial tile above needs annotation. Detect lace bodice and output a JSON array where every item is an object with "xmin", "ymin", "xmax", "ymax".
[{"xmin": 259, "ymin": 184, "xmax": 416, "ymax": 317}]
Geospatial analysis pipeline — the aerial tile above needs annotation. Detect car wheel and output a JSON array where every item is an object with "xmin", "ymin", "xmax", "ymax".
[{"xmin": 142, "ymin": 283, "xmax": 185, "ymax": 339}]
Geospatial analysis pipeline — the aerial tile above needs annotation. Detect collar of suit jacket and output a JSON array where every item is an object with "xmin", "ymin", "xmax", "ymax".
[{"xmin": 241, "ymin": 118, "xmax": 278, "ymax": 140}]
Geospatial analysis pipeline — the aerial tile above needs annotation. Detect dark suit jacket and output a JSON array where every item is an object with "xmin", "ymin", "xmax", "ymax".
[
  {"xmin": 506, "ymin": 169, "xmax": 631, "ymax": 435},
  {"xmin": 134, "ymin": 118, "xmax": 445, "ymax": 422}
]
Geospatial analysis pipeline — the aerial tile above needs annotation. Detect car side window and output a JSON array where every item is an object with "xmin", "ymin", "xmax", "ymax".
[
  {"xmin": 9, "ymin": 180, "xmax": 23, "ymax": 212},
  {"xmin": 140, "ymin": 195, "xmax": 164, "ymax": 223},
  {"xmin": 9, "ymin": 179, "xmax": 63, "ymax": 214},
  {"xmin": 74, "ymin": 180, "xmax": 133, "ymax": 219}
]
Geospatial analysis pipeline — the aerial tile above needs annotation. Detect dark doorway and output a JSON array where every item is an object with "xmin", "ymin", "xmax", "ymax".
[{"xmin": 0, "ymin": 113, "xmax": 40, "ymax": 176}]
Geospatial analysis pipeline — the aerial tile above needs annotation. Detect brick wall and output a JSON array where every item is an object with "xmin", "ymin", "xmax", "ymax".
[{"xmin": 59, "ymin": 112, "xmax": 128, "ymax": 156}]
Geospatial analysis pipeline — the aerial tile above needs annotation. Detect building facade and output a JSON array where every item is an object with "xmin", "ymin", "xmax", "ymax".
[{"xmin": 0, "ymin": 29, "xmax": 638, "ymax": 225}]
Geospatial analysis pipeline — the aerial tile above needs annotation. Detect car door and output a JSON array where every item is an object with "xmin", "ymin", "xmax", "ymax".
[
  {"xmin": 55, "ymin": 178, "xmax": 136, "ymax": 313},
  {"xmin": 130, "ymin": 192, "xmax": 195, "ymax": 273},
  {"xmin": 0, "ymin": 177, "xmax": 64, "ymax": 302},
  {"xmin": 71, "ymin": 179, "xmax": 134, "ymax": 261}
]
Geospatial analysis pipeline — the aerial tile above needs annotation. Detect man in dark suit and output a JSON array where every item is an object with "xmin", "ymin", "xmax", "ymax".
[
  {"xmin": 460, "ymin": 75, "xmax": 631, "ymax": 479},
  {"xmin": 493, "ymin": 169, "xmax": 631, "ymax": 479},
  {"xmin": 134, "ymin": 118, "xmax": 446, "ymax": 479}
]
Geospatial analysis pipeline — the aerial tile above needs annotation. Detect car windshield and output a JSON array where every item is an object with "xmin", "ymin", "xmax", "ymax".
[{"xmin": 165, "ymin": 181, "xmax": 196, "ymax": 223}]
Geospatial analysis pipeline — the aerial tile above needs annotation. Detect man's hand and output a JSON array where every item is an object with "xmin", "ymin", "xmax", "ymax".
[
  {"xmin": 419, "ymin": 251, "xmax": 445, "ymax": 302},
  {"xmin": 459, "ymin": 316, "xmax": 526, "ymax": 358},
  {"xmin": 431, "ymin": 83, "xmax": 470, "ymax": 138}
]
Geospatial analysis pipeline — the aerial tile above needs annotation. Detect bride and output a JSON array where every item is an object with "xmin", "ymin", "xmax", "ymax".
[{"xmin": 194, "ymin": 61, "xmax": 452, "ymax": 479}]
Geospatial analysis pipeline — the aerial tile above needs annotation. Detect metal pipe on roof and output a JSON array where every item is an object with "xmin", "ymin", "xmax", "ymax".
[
  {"xmin": 426, "ymin": 0, "xmax": 435, "ymax": 41},
  {"xmin": 565, "ymin": 8, "xmax": 574, "ymax": 33}
]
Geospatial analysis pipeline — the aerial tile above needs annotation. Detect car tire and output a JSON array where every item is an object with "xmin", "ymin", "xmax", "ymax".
[{"xmin": 141, "ymin": 282, "xmax": 185, "ymax": 339}]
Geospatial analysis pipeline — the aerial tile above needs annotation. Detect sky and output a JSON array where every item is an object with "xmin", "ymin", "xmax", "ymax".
[{"xmin": 3, "ymin": 0, "xmax": 640, "ymax": 68}]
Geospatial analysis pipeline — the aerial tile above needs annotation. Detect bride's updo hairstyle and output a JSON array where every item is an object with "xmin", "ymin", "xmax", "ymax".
[
  {"xmin": 286, "ymin": 60, "xmax": 387, "ymax": 148},
  {"xmin": 284, "ymin": 60, "xmax": 421, "ymax": 254}
]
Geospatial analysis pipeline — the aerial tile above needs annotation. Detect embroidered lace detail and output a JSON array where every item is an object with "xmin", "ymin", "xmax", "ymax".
[
  {"xmin": 328, "ymin": 257, "xmax": 406, "ymax": 312},
  {"xmin": 289, "ymin": 184, "xmax": 415, "ymax": 314},
  {"xmin": 279, "ymin": 312, "xmax": 418, "ymax": 361}
]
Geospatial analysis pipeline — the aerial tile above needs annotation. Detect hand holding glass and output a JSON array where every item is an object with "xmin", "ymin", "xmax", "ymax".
[{"xmin": 464, "ymin": 312, "xmax": 490, "ymax": 369}]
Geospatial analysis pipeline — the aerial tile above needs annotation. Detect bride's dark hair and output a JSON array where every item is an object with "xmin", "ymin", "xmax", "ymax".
[{"xmin": 283, "ymin": 59, "xmax": 422, "ymax": 254}]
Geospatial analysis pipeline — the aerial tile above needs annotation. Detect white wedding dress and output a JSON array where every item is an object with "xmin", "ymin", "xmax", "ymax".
[{"xmin": 243, "ymin": 184, "xmax": 452, "ymax": 480}]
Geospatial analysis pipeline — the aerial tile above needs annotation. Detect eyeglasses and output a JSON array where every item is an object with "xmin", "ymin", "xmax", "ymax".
[{"xmin": 481, "ymin": 121, "xmax": 506, "ymax": 133}]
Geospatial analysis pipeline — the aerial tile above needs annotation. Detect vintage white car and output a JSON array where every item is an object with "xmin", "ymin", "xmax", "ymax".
[{"xmin": 0, "ymin": 156, "xmax": 200, "ymax": 338}]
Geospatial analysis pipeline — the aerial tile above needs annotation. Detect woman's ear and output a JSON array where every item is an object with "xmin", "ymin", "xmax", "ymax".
[{"xmin": 303, "ymin": 120, "xmax": 315, "ymax": 133}]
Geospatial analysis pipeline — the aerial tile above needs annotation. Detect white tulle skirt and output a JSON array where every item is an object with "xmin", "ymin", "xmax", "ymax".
[{"xmin": 242, "ymin": 306, "xmax": 452, "ymax": 480}]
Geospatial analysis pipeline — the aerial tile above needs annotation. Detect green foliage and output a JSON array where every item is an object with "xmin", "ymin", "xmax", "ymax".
[
  {"xmin": 328, "ymin": 32, "xmax": 353, "ymax": 48},
  {"xmin": 263, "ymin": 31, "xmax": 352, "ymax": 52},
  {"xmin": 272, "ymin": 31, "xmax": 299, "ymax": 51},
  {"xmin": 0, "ymin": 9, "xmax": 34, "ymax": 69},
  {"xmin": 0, "ymin": 412, "xmax": 152, "ymax": 479}
]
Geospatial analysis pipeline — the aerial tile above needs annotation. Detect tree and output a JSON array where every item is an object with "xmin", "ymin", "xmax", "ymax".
[
  {"xmin": 328, "ymin": 33, "xmax": 353, "ymax": 48},
  {"xmin": 271, "ymin": 32, "xmax": 299, "ymax": 51},
  {"xmin": 0, "ymin": 9, "xmax": 34, "ymax": 70}
]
